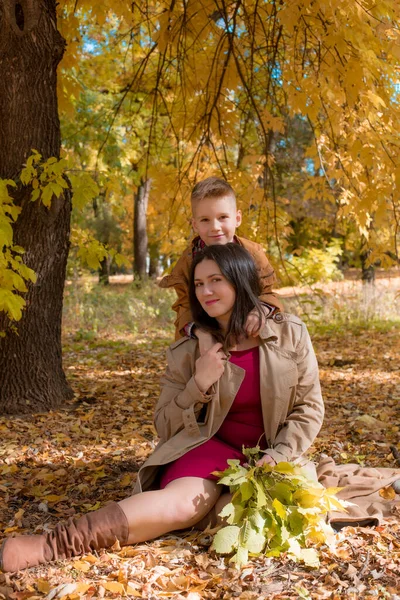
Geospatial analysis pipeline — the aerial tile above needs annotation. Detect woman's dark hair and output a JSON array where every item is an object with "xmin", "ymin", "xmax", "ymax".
[{"xmin": 189, "ymin": 243, "xmax": 264, "ymax": 348}]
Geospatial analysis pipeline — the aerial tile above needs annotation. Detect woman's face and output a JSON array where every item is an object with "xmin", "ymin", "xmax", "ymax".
[{"xmin": 194, "ymin": 259, "xmax": 236, "ymax": 327}]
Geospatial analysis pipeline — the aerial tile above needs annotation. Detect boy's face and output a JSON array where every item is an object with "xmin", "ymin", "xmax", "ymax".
[{"xmin": 192, "ymin": 195, "xmax": 242, "ymax": 245}]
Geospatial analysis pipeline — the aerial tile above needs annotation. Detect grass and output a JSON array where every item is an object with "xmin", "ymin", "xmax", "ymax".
[
  {"xmin": 63, "ymin": 278, "xmax": 176, "ymax": 341},
  {"xmin": 62, "ymin": 274, "xmax": 400, "ymax": 340},
  {"xmin": 281, "ymin": 277, "xmax": 400, "ymax": 336}
]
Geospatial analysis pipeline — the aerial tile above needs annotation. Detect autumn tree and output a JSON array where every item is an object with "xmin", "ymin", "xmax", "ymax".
[
  {"xmin": 1, "ymin": 0, "xmax": 399, "ymax": 414},
  {"xmin": 68, "ymin": 0, "xmax": 400, "ymax": 268},
  {"xmin": 0, "ymin": 0, "xmax": 74, "ymax": 413}
]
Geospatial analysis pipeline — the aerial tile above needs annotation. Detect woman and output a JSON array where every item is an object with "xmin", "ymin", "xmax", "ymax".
[{"xmin": 0, "ymin": 243, "xmax": 324, "ymax": 572}]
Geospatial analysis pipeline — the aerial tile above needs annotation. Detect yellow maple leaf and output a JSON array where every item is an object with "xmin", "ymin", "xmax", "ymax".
[{"xmin": 379, "ymin": 485, "xmax": 396, "ymax": 501}]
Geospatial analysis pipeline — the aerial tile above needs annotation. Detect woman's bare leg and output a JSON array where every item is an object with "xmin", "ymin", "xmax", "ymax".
[
  {"xmin": 194, "ymin": 491, "xmax": 232, "ymax": 530},
  {"xmin": 0, "ymin": 478, "xmax": 221, "ymax": 572},
  {"xmin": 119, "ymin": 477, "xmax": 222, "ymax": 545}
]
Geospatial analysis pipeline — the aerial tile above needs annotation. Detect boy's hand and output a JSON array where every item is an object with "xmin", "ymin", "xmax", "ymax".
[
  {"xmin": 194, "ymin": 328, "xmax": 215, "ymax": 356},
  {"xmin": 256, "ymin": 454, "xmax": 277, "ymax": 467},
  {"xmin": 194, "ymin": 342, "xmax": 227, "ymax": 394},
  {"xmin": 245, "ymin": 307, "xmax": 266, "ymax": 337}
]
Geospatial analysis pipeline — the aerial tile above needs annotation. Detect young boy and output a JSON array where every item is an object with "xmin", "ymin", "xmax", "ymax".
[{"xmin": 159, "ymin": 177, "xmax": 283, "ymax": 344}]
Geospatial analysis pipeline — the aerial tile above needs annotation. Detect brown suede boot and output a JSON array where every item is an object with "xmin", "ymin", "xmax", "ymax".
[{"xmin": 0, "ymin": 502, "xmax": 129, "ymax": 572}]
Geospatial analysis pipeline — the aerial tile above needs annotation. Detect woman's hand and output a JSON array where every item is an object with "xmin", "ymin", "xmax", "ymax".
[
  {"xmin": 245, "ymin": 308, "xmax": 266, "ymax": 337},
  {"xmin": 194, "ymin": 328, "xmax": 215, "ymax": 356},
  {"xmin": 256, "ymin": 454, "xmax": 277, "ymax": 467},
  {"xmin": 194, "ymin": 342, "xmax": 227, "ymax": 394}
]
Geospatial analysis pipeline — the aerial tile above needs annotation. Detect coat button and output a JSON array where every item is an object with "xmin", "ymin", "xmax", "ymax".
[{"xmin": 273, "ymin": 312, "xmax": 283, "ymax": 322}]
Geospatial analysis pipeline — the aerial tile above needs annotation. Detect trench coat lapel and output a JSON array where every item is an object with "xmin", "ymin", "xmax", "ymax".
[
  {"xmin": 259, "ymin": 323, "xmax": 298, "ymax": 446},
  {"xmin": 213, "ymin": 361, "xmax": 245, "ymax": 426}
]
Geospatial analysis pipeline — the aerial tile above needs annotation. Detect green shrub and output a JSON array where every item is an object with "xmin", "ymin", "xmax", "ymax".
[{"xmin": 285, "ymin": 241, "xmax": 343, "ymax": 286}]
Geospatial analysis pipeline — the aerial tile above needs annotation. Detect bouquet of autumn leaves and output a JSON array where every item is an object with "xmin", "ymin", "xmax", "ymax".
[{"xmin": 210, "ymin": 447, "xmax": 349, "ymax": 568}]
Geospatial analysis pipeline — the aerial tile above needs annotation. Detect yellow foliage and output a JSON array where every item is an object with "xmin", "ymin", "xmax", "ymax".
[{"xmin": 48, "ymin": 0, "xmax": 400, "ymax": 264}]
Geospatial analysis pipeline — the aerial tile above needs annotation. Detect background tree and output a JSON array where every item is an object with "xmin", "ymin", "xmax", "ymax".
[
  {"xmin": 1, "ymin": 0, "xmax": 399, "ymax": 414},
  {"xmin": 0, "ymin": 0, "xmax": 73, "ymax": 413}
]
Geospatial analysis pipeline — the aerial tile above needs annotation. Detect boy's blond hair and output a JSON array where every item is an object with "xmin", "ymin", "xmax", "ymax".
[{"xmin": 191, "ymin": 177, "xmax": 236, "ymax": 207}]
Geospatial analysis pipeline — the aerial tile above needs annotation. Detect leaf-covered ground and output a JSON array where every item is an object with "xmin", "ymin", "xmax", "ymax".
[{"xmin": 1, "ymin": 325, "xmax": 400, "ymax": 599}]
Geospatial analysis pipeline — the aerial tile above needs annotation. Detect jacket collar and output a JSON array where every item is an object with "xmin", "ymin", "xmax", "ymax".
[{"xmin": 259, "ymin": 320, "xmax": 278, "ymax": 341}]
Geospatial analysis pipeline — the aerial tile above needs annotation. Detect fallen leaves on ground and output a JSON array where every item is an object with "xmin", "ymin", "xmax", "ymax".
[{"xmin": 0, "ymin": 327, "xmax": 400, "ymax": 599}]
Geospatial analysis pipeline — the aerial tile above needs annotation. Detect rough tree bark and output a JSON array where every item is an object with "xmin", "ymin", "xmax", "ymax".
[
  {"xmin": 0, "ymin": 0, "xmax": 74, "ymax": 413},
  {"xmin": 360, "ymin": 236, "xmax": 375, "ymax": 285},
  {"xmin": 133, "ymin": 178, "xmax": 150, "ymax": 279}
]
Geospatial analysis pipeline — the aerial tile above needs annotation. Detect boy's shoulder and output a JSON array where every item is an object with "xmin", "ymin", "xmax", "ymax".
[
  {"xmin": 158, "ymin": 241, "xmax": 194, "ymax": 288},
  {"xmin": 236, "ymin": 236, "xmax": 267, "ymax": 259}
]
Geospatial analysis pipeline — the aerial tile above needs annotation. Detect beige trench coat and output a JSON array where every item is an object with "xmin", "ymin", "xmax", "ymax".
[{"xmin": 133, "ymin": 313, "xmax": 324, "ymax": 494}]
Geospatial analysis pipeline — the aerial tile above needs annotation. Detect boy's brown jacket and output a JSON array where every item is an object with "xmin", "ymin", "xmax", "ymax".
[
  {"xmin": 159, "ymin": 235, "xmax": 283, "ymax": 339},
  {"xmin": 133, "ymin": 313, "xmax": 324, "ymax": 494}
]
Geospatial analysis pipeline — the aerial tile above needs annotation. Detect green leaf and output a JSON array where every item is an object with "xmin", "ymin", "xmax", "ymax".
[
  {"xmin": 254, "ymin": 479, "xmax": 268, "ymax": 508},
  {"xmin": 219, "ymin": 501, "xmax": 245, "ymax": 525},
  {"xmin": 0, "ymin": 222, "xmax": 13, "ymax": 246},
  {"xmin": 270, "ymin": 482, "xmax": 294, "ymax": 504},
  {"xmin": 229, "ymin": 546, "xmax": 248, "ymax": 568},
  {"xmin": 0, "ymin": 179, "xmax": 17, "ymax": 201},
  {"xmin": 41, "ymin": 184, "xmax": 54, "ymax": 207},
  {"xmin": 30, "ymin": 188, "xmax": 40, "ymax": 202},
  {"xmin": 17, "ymin": 263, "xmax": 36, "ymax": 283},
  {"xmin": 211, "ymin": 448, "xmax": 347, "ymax": 568},
  {"xmin": 49, "ymin": 182, "xmax": 64, "ymax": 198},
  {"xmin": 272, "ymin": 498, "xmax": 287, "ymax": 520},
  {"xmin": 240, "ymin": 480, "xmax": 254, "ymax": 502},
  {"xmin": 70, "ymin": 172, "xmax": 99, "ymax": 210},
  {"xmin": 248, "ymin": 509, "xmax": 265, "ymax": 532},
  {"xmin": 242, "ymin": 526, "xmax": 266, "ymax": 554},
  {"xmin": 211, "ymin": 526, "xmax": 240, "ymax": 554},
  {"xmin": 287, "ymin": 509, "xmax": 305, "ymax": 536},
  {"xmin": 20, "ymin": 165, "xmax": 36, "ymax": 185},
  {"xmin": 0, "ymin": 289, "xmax": 25, "ymax": 321},
  {"xmin": 274, "ymin": 462, "xmax": 296, "ymax": 474},
  {"xmin": 298, "ymin": 548, "xmax": 320, "ymax": 568},
  {"xmin": 11, "ymin": 272, "xmax": 27, "ymax": 293},
  {"xmin": 114, "ymin": 253, "xmax": 130, "ymax": 268}
]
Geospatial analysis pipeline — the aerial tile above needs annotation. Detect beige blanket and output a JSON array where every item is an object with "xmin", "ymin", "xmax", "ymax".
[{"xmin": 317, "ymin": 456, "xmax": 400, "ymax": 526}]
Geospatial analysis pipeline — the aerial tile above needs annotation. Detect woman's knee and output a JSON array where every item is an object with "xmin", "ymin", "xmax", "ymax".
[
  {"xmin": 194, "ymin": 491, "xmax": 232, "ymax": 530},
  {"xmin": 163, "ymin": 479, "xmax": 220, "ymax": 528}
]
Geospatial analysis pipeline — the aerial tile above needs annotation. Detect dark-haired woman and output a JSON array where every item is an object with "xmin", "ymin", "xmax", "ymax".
[{"xmin": 1, "ymin": 244, "xmax": 324, "ymax": 572}]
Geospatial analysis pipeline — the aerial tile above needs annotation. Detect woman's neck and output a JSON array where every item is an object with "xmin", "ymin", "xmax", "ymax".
[{"xmin": 228, "ymin": 336, "xmax": 260, "ymax": 352}]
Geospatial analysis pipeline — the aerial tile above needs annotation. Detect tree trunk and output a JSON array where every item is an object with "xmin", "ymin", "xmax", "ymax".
[
  {"xmin": 0, "ymin": 0, "xmax": 73, "ymax": 414},
  {"xmin": 148, "ymin": 242, "xmax": 162, "ymax": 278},
  {"xmin": 98, "ymin": 257, "xmax": 110, "ymax": 285},
  {"xmin": 360, "ymin": 245, "xmax": 375, "ymax": 285},
  {"xmin": 133, "ymin": 178, "xmax": 150, "ymax": 279}
]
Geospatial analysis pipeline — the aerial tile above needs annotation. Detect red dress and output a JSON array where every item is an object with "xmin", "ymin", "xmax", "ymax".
[{"xmin": 160, "ymin": 347, "xmax": 266, "ymax": 488}]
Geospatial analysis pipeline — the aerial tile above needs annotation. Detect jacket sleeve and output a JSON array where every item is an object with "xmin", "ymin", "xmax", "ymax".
[
  {"xmin": 170, "ymin": 280, "xmax": 193, "ymax": 340},
  {"xmin": 251, "ymin": 245, "xmax": 284, "ymax": 311},
  {"xmin": 265, "ymin": 324, "xmax": 324, "ymax": 463},
  {"xmin": 154, "ymin": 347, "xmax": 216, "ymax": 442},
  {"xmin": 159, "ymin": 254, "xmax": 193, "ymax": 340}
]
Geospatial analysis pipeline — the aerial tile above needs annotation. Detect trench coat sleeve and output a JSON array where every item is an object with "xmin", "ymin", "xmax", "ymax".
[
  {"xmin": 153, "ymin": 347, "xmax": 215, "ymax": 442},
  {"xmin": 264, "ymin": 324, "xmax": 324, "ymax": 463},
  {"xmin": 159, "ymin": 252, "xmax": 192, "ymax": 340}
]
